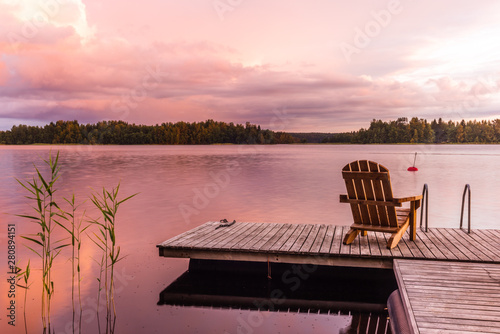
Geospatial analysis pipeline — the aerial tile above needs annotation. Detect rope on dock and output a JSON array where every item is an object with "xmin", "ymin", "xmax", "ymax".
[{"xmin": 215, "ymin": 219, "xmax": 236, "ymax": 229}]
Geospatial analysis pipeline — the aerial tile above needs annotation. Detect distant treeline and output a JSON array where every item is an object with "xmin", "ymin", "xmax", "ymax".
[
  {"xmin": 323, "ymin": 117, "xmax": 500, "ymax": 144},
  {"xmin": 288, "ymin": 132, "xmax": 334, "ymax": 143},
  {"xmin": 0, "ymin": 120, "xmax": 300, "ymax": 145},
  {"xmin": 3, "ymin": 117, "xmax": 500, "ymax": 145}
]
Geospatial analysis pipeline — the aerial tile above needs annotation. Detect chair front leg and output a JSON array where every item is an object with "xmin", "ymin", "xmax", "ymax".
[
  {"xmin": 409, "ymin": 200, "xmax": 417, "ymax": 240},
  {"xmin": 343, "ymin": 228, "xmax": 360, "ymax": 245}
]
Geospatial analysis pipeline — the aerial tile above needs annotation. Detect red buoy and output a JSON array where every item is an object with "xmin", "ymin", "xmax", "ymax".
[{"xmin": 408, "ymin": 152, "xmax": 418, "ymax": 171}]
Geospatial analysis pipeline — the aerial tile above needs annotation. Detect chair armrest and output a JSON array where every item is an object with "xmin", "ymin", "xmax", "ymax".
[
  {"xmin": 340, "ymin": 194, "xmax": 422, "ymax": 207},
  {"xmin": 394, "ymin": 195, "xmax": 422, "ymax": 210},
  {"xmin": 393, "ymin": 195, "xmax": 423, "ymax": 204}
]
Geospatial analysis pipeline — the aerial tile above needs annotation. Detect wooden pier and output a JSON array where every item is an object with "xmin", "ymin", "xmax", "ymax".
[
  {"xmin": 394, "ymin": 259, "xmax": 500, "ymax": 334},
  {"xmin": 157, "ymin": 221, "xmax": 500, "ymax": 268},
  {"xmin": 157, "ymin": 221, "xmax": 500, "ymax": 333}
]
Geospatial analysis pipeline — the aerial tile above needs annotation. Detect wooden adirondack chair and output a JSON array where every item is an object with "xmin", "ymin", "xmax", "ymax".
[{"xmin": 340, "ymin": 160, "xmax": 422, "ymax": 249}]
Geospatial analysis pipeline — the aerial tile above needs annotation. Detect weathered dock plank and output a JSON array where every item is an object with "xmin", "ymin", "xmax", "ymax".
[
  {"xmin": 309, "ymin": 224, "xmax": 327, "ymax": 253},
  {"xmin": 268, "ymin": 224, "xmax": 298, "ymax": 252},
  {"xmin": 199, "ymin": 222, "xmax": 250, "ymax": 249},
  {"xmin": 401, "ymin": 233, "xmax": 424, "ymax": 258},
  {"xmin": 411, "ymin": 233, "xmax": 433, "ymax": 258},
  {"xmin": 328, "ymin": 225, "xmax": 344, "ymax": 255},
  {"xmin": 414, "ymin": 231, "xmax": 440, "ymax": 259},
  {"xmin": 477, "ymin": 229, "xmax": 500, "ymax": 256},
  {"xmin": 349, "ymin": 232, "xmax": 361, "ymax": 256},
  {"xmin": 438, "ymin": 228, "xmax": 482, "ymax": 261},
  {"xmin": 394, "ymin": 259, "xmax": 500, "ymax": 334},
  {"xmin": 394, "ymin": 234, "xmax": 414, "ymax": 258},
  {"xmin": 359, "ymin": 231, "xmax": 371, "ymax": 256},
  {"xmin": 248, "ymin": 223, "xmax": 281, "ymax": 251},
  {"xmin": 338, "ymin": 226, "xmax": 352, "ymax": 256},
  {"xmin": 375, "ymin": 231, "xmax": 393, "ymax": 257},
  {"xmin": 424, "ymin": 229, "xmax": 460, "ymax": 260},
  {"xmin": 226, "ymin": 223, "xmax": 263, "ymax": 249},
  {"xmin": 289, "ymin": 224, "xmax": 313, "ymax": 253},
  {"xmin": 279, "ymin": 224, "xmax": 306, "ymax": 252},
  {"xmin": 318, "ymin": 225, "xmax": 335, "ymax": 254},
  {"xmin": 242, "ymin": 223, "xmax": 275, "ymax": 250},
  {"xmin": 258, "ymin": 224, "xmax": 292, "ymax": 251},
  {"xmin": 366, "ymin": 231, "xmax": 382, "ymax": 257},
  {"xmin": 163, "ymin": 221, "xmax": 217, "ymax": 247},
  {"xmin": 465, "ymin": 230, "xmax": 500, "ymax": 261}
]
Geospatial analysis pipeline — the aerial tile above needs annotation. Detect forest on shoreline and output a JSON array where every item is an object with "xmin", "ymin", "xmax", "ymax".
[
  {"xmin": 0, "ymin": 120, "xmax": 300, "ymax": 145},
  {"xmin": 1, "ymin": 117, "xmax": 500, "ymax": 145},
  {"xmin": 323, "ymin": 117, "xmax": 500, "ymax": 144}
]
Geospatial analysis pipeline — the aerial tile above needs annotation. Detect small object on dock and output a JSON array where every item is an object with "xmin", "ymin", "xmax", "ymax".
[
  {"xmin": 215, "ymin": 219, "xmax": 236, "ymax": 230},
  {"xmin": 407, "ymin": 152, "xmax": 418, "ymax": 171}
]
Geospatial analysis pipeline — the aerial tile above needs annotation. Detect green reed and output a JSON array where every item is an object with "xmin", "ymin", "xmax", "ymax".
[
  {"xmin": 16, "ymin": 260, "xmax": 32, "ymax": 334},
  {"xmin": 16, "ymin": 151, "xmax": 70, "ymax": 333},
  {"xmin": 57, "ymin": 194, "xmax": 88, "ymax": 334},
  {"xmin": 89, "ymin": 184, "xmax": 136, "ymax": 334},
  {"xmin": 16, "ymin": 152, "xmax": 137, "ymax": 333}
]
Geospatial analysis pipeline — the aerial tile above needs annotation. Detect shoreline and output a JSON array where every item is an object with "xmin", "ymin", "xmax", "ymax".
[{"xmin": 2, "ymin": 142, "xmax": 500, "ymax": 146}]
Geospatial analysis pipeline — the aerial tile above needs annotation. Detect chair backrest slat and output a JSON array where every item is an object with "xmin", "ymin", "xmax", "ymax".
[
  {"xmin": 359, "ymin": 160, "xmax": 380, "ymax": 225},
  {"xmin": 369, "ymin": 161, "xmax": 389, "ymax": 226},
  {"xmin": 342, "ymin": 160, "xmax": 398, "ymax": 227},
  {"xmin": 379, "ymin": 165, "xmax": 398, "ymax": 227},
  {"xmin": 343, "ymin": 162, "xmax": 362, "ymax": 223},
  {"xmin": 350, "ymin": 161, "xmax": 371, "ymax": 224}
]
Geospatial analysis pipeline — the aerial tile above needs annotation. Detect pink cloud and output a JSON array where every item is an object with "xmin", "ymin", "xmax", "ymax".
[
  {"xmin": 1, "ymin": 1, "xmax": 500, "ymax": 132},
  {"xmin": 0, "ymin": 61, "xmax": 8, "ymax": 85},
  {"xmin": 0, "ymin": 33, "xmax": 473, "ymax": 131}
]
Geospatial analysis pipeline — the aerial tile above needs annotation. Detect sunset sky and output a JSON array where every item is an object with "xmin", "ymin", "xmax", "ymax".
[{"xmin": 1, "ymin": 0, "xmax": 500, "ymax": 132}]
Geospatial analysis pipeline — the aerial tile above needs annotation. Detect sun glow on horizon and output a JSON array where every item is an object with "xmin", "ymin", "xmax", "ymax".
[{"xmin": 7, "ymin": 0, "xmax": 93, "ymax": 40}]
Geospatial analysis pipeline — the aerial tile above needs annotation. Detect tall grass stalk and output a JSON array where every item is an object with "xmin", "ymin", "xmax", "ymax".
[
  {"xmin": 89, "ymin": 184, "xmax": 136, "ymax": 334},
  {"xmin": 16, "ymin": 260, "xmax": 32, "ymax": 334},
  {"xmin": 16, "ymin": 152, "xmax": 69, "ymax": 333},
  {"xmin": 57, "ymin": 194, "xmax": 88, "ymax": 334},
  {"xmin": 76, "ymin": 211, "xmax": 86, "ymax": 334}
]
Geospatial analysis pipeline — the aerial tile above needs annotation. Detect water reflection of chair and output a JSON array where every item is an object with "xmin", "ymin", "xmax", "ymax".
[{"xmin": 340, "ymin": 160, "xmax": 422, "ymax": 249}]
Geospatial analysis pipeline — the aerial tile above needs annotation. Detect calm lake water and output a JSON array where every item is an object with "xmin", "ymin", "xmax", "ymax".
[{"xmin": 2, "ymin": 144, "xmax": 500, "ymax": 333}]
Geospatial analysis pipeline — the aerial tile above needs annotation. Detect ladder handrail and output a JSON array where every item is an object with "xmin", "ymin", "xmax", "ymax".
[
  {"xmin": 420, "ymin": 184, "xmax": 429, "ymax": 232},
  {"xmin": 460, "ymin": 184, "xmax": 471, "ymax": 233}
]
